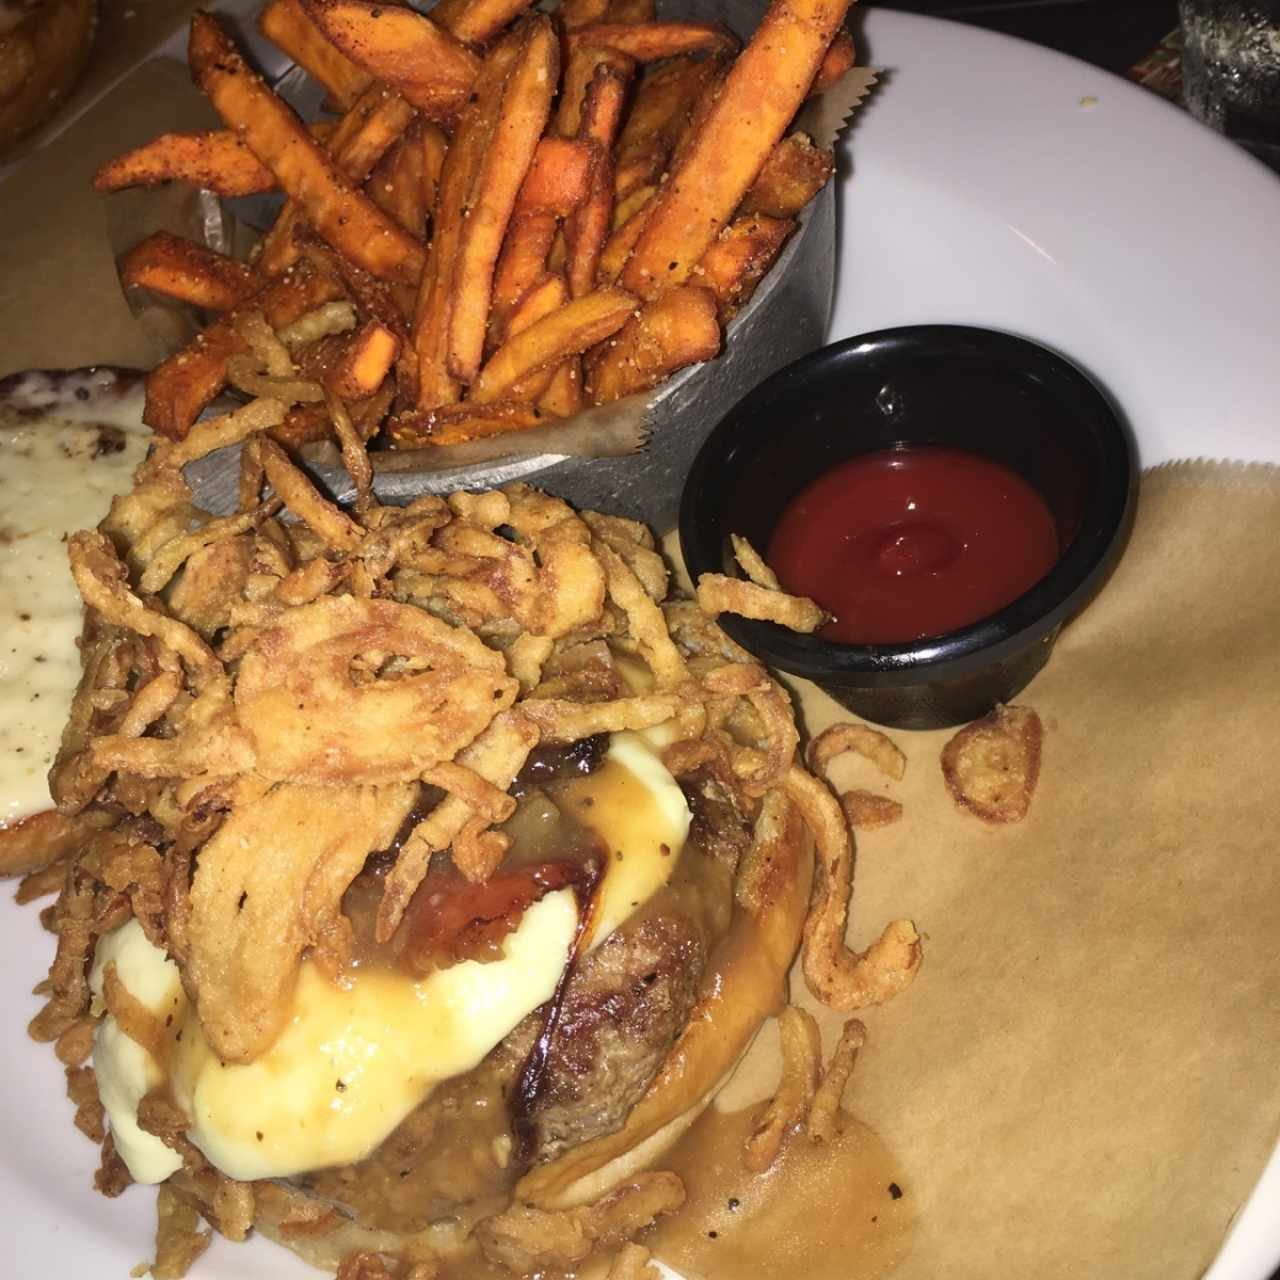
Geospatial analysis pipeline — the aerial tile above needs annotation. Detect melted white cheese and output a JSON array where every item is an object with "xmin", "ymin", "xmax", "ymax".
[
  {"xmin": 173, "ymin": 889, "xmax": 579, "ymax": 1182},
  {"xmin": 92, "ymin": 731, "xmax": 692, "ymax": 1185},
  {"xmin": 0, "ymin": 395, "xmax": 148, "ymax": 823},
  {"xmin": 88, "ymin": 920, "xmax": 185, "ymax": 1184}
]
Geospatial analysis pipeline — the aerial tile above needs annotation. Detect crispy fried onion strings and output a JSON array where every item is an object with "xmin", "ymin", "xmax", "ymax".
[
  {"xmin": 233, "ymin": 594, "xmax": 517, "ymax": 784},
  {"xmin": 782, "ymin": 765, "xmax": 922, "ymax": 1011},
  {"xmin": 186, "ymin": 782, "xmax": 417, "ymax": 1062},
  {"xmin": 730, "ymin": 532, "xmax": 780, "ymax": 590},
  {"xmin": 476, "ymin": 1173, "xmax": 685, "ymax": 1275},
  {"xmin": 68, "ymin": 532, "xmax": 225, "ymax": 693},
  {"xmin": 696, "ymin": 571, "xmax": 827, "ymax": 633},
  {"xmin": 743, "ymin": 1004, "xmax": 822, "ymax": 1172},
  {"xmin": 744, "ymin": 1009, "xmax": 870, "ymax": 1171},
  {"xmin": 377, "ymin": 710, "xmax": 539, "ymax": 939},
  {"xmin": 807, "ymin": 1017, "xmax": 866, "ymax": 1144},
  {"xmin": 807, "ymin": 721, "xmax": 907, "ymax": 782}
]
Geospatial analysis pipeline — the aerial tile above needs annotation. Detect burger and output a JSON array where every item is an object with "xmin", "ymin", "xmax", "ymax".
[{"xmin": 24, "ymin": 423, "xmax": 903, "ymax": 1278}]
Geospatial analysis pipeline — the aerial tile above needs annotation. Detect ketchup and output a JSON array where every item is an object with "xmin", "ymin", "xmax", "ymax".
[{"xmin": 766, "ymin": 446, "xmax": 1059, "ymax": 644}]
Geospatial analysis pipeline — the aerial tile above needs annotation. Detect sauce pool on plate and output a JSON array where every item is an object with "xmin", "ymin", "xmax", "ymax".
[
  {"xmin": 646, "ymin": 1101, "xmax": 912, "ymax": 1280},
  {"xmin": 767, "ymin": 446, "xmax": 1059, "ymax": 645}
]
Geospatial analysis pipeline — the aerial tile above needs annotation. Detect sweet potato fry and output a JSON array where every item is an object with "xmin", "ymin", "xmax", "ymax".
[
  {"xmin": 566, "ymin": 66, "xmax": 630, "ymax": 299},
  {"xmin": 490, "ymin": 211, "xmax": 558, "ymax": 345},
  {"xmin": 302, "ymin": 0, "xmax": 480, "ymax": 122},
  {"xmin": 421, "ymin": 123, "xmax": 448, "ymax": 211},
  {"xmin": 94, "ymin": 131, "xmax": 275, "ymax": 197},
  {"xmin": 612, "ymin": 56, "xmax": 720, "ymax": 198},
  {"xmin": 515, "ymin": 137, "xmax": 596, "ymax": 217},
  {"xmin": 124, "ymin": 0, "xmax": 844, "ymax": 450},
  {"xmin": 810, "ymin": 28, "xmax": 854, "ymax": 96},
  {"xmin": 556, "ymin": 42, "xmax": 635, "ymax": 137},
  {"xmin": 386, "ymin": 400, "xmax": 544, "ymax": 447},
  {"xmin": 668, "ymin": 58, "xmax": 728, "ymax": 172},
  {"xmin": 538, "ymin": 358, "xmax": 584, "ymax": 416},
  {"xmin": 506, "ymin": 272, "xmax": 569, "ymax": 335},
  {"xmin": 366, "ymin": 121, "xmax": 429, "ymax": 235},
  {"xmin": 431, "ymin": 0, "xmax": 538, "ymax": 44},
  {"xmin": 257, "ymin": 0, "xmax": 372, "ymax": 110},
  {"xmin": 118, "ymin": 233, "xmax": 257, "ymax": 312},
  {"xmin": 739, "ymin": 132, "xmax": 833, "ymax": 218},
  {"xmin": 254, "ymin": 79, "xmax": 420, "ymax": 279},
  {"xmin": 413, "ymin": 34, "xmax": 522, "ymax": 409},
  {"xmin": 558, "ymin": 0, "xmax": 610, "ymax": 31},
  {"xmin": 585, "ymin": 284, "xmax": 720, "ymax": 402},
  {"xmin": 327, "ymin": 319, "xmax": 400, "ymax": 399},
  {"xmin": 502, "ymin": 272, "xmax": 570, "ymax": 400},
  {"xmin": 264, "ymin": 373, "xmax": 388, "ymax": 449},
  {"xmin": 447, "ymin": 17, "xmax": 559, "ymax": 384},
  {"xmin": 419, "ymin": 404, "xmax": 547, "ymax": 444},
  {"xmin": 547, "ymin": 227, "xmax": 569, "ymax": 273},
  {"xmin": 612, "ymin": 182, "xmax": 655, "ymax": 230},
  {"xmin": 97, "ymin": 121, "xmax": 333, "ymax": 198},
  {"xmin": 269, "ymin": 402, "xmax": 333, "ymax": 448},
  {"xmin": 623, "ymin": 0, "xmax": 851, "ymax": 298},
  {"xmin": 569, "ymin": 21, "xmax": 738, "ymax": 62},
  {"xmin": 486, "ymin": 139, "xmax": 592, "ymax": 346},
  {"xmin": 190, "ymin": 15, "xmax": 422, "ymax": 286},
  {"xmin": 598, "ymin": 190, "xmax": 654, "ymax": 284},
  {"xmin": 143, "ymin": 263, "xmax": 344, "ymax": 438},
  {"xmin": 471, "ymin": 286, "xmax": 636, "ymax": 403},
  {"xmin": 327, "ymin": 250, "xmax": 412, "ymax": 338},
  {"xmin": 694, "ymin": 213, "xmax": 795, "ymax": 320}
]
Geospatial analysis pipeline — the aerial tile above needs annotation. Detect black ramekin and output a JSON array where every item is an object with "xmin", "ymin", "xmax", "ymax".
[{"xmin": 678, "ymin": 325, "xmax": 1137, "ymax": 729}]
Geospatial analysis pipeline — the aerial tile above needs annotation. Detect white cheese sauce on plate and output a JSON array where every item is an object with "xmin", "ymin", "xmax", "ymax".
[{"xmin": 0, "ymin": 369, "xmax": 149, "ymax": 823}]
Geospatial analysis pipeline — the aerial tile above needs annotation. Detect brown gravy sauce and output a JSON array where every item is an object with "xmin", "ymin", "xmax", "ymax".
[
  {"xmin": 434, "ymin": 1105, "xmax": 912, "ymax": 1280},
  {"xmin": 645, "ymin": 1104, "xmax": 913, "ymax": 1280}
]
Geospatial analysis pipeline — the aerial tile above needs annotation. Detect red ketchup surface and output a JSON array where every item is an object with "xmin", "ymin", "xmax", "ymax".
[{"xmin": 766, "ymin": 446, "xmax": 1059, "ymax": 645}]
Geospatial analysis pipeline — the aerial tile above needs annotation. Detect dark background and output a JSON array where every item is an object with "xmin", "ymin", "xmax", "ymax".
[{"xmin": 865, "ymin": 0, "xmax": 1179, "ymax": 73}]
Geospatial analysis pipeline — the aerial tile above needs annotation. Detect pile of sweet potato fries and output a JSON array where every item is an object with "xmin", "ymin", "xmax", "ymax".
[{"xmin": 95, "ymin": 0, "xmax": 854, "ymax": 449}]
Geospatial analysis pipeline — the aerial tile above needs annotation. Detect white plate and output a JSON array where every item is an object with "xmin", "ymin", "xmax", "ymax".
[{"xmin": 4, "ymin": 9, "xmax": 1280, "ymax": 1279}]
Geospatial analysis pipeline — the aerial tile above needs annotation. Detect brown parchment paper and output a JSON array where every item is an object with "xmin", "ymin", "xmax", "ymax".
[
  {"xmin": 708, "ymin": 460, "xmax": 1280, "ymax": 1280},
  {"xmin": 0, "ymin": 58, "xmax": 220, "ymax": 379}
]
